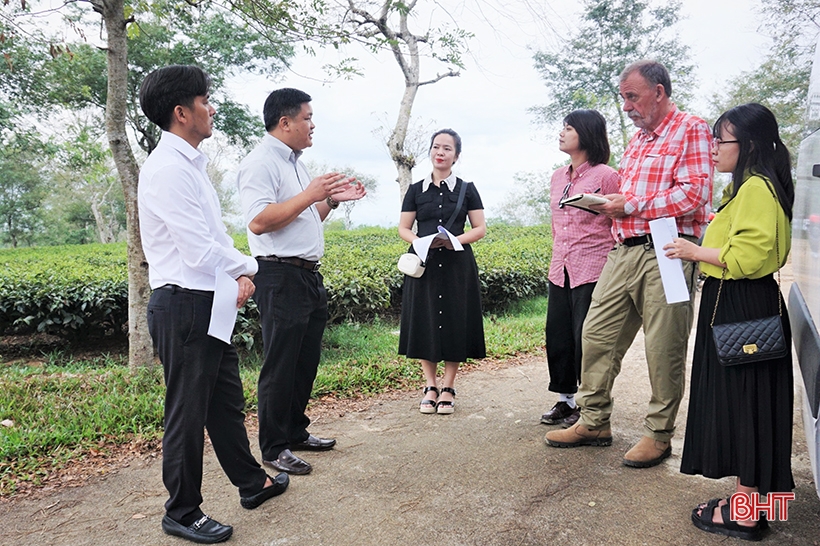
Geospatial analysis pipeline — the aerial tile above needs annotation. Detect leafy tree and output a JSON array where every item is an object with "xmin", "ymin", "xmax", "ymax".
[
  {"xmin": 305, "ymin": 160, "xmax": 378, "ymax": 229},
  {"xmin": 0, "ymin": 0, "xmax": 296, "ymax": 369},
  {"xmin": 47, "ymin": 122, "xmax": 126, "ymax": 244},
  {"xmin": 0, "ymin": 131, "xmax": 50, "ymax": 247},
  {"xmin": 0, "ymin": 2, "xmax": 292, "ymax": 154},
  {"xmin": 530, "ymin": 0, "xmax": 695, "ymax": 156},
  {"xmin": 495, "ymin": 171, "xmax": 552, "ymax": 227},
  {"xmin": 710, "ymin": 0, "xmax": 818, "ymax": 159}
]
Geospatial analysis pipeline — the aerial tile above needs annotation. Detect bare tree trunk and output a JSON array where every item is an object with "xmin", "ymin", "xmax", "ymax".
[
  {"xmin": 389, "ymin": 84, "xmax": 419, "ymax": 200},
  {"xmin": 345, "ymin": 0, "xmax": 462, "ymax": 204},
  {"xmin": 92, "ymin": 0, "xmax": 154, "ymax": 370},
  {"xmin": 90, "ymin": 200, "xmax": 111, "ymax": 242}
]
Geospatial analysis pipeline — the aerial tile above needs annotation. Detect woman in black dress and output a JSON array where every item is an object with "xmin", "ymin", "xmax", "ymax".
[
  {"xmin": 398, "ymin": 129, "xmax": 486, "ymax": 415},
  {"xmin": 664, "ymin": 103, "xmax": 794, "ymax": 541}
]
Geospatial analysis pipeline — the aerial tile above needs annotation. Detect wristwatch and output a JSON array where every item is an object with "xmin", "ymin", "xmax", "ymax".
[{"xmin": 326, "ymin": 196, "xmax": 340, "ymax": 209}]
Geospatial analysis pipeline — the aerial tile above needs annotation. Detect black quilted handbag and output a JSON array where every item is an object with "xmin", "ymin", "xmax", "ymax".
[
  {"xmin": 711, "ymin": 314, "xmax": 787, "ymax": 366},
  {"xmin": 710, "ymin": 191, "xmax": 787, "ymax": 366}
]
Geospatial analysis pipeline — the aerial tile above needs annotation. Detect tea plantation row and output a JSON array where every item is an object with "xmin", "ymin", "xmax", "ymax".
[{"xmin": 0, "ymin": 225, "xmax": 551, "ymax": 349}]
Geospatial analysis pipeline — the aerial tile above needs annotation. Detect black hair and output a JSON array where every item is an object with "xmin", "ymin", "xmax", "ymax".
[
  {"xmin": 263, "ymin": 88, "xmax": 312, "ymax": 131},
  {"xmin": 621, "ymin": 60, "xmax": 672, "ymax": 99},
  {"xmin": 429, "ymin": 128, "xmax": 462, "ymax": 157},
  {"xmin": 563, "ymin": 109, "xmax": 610, "ymax": 166},
  {"xmin": 139, "ymin": 65, "xmax": 211, "ymax": 131},
  {"xmin": 714, "ymin": 102, "xmax": 794, "ymax": 220}
]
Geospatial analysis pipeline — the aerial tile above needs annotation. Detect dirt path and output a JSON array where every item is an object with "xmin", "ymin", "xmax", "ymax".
[{"xmin": 3, "ymin": 264, "xmax": 818, "ymax": 545}]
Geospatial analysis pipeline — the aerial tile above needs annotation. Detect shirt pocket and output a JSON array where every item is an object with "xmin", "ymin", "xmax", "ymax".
[{"xmin": 415, "ymin": 191, "xmax": 434, "ymax": 206}]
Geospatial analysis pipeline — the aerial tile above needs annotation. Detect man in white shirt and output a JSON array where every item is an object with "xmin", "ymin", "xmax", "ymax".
[
  {"xmin": 237, "ymin": 88, "xmax": 365, "ymax": 475},
  {"xmin": 138, "ymin": 65, "xmax": 289, "ymax": 544}
]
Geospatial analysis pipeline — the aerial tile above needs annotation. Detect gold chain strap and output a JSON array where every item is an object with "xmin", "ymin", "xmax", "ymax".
[{"xmin": 710, "ymin": 187, "xmax": 782, "ymax": 328}]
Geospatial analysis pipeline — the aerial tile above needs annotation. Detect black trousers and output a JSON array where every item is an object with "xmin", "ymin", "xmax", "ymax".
[
  {"xmin": 148, "ymin": 286, "xmax": 266, "ymax": 526},
  {"xmin": 545, "ymin": 269, "xmax": 597, "ymax": 394},
  {"xmin": 253, "ymin": 261, "xmax": 328, "ymax": 460}
]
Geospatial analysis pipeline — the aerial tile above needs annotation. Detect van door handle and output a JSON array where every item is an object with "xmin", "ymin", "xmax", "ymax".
[{"xmin": 813, "ymin": 164, "xmax": 820, "ymax": 177}]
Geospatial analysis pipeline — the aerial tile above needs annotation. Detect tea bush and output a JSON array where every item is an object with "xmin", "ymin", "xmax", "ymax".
[{"xmin": 0, "ymin": 225, "xmax": 551, "ymax": 347}]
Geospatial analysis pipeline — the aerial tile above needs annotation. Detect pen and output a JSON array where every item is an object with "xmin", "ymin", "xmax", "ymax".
[{"xmin": 594, "ymin": 188, "xmax": 601, "ymax": 193}]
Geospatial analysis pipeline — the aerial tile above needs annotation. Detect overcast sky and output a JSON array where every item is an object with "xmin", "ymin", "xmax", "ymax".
[{"xmin": 224, "ymin": 0, "xmax": 773, "ymax": 227}]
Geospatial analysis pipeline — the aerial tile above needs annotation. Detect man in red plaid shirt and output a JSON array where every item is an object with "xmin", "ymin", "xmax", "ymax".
[{"xmin": 546, "ymin": 60, "xmax": 712, "ymax": 468}]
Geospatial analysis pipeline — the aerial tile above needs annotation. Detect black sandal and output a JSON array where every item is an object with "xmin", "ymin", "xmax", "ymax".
[
  {"xmin": 691, "ymin": 499, "xmax": 766, "ymax": 541},
  {"xmin": 436, "ymin": 387, "xmax": 456, "ymax": 415},
  {"xmin": 419, "ymin": 386, "xmax": 439, "ymax": 414}
]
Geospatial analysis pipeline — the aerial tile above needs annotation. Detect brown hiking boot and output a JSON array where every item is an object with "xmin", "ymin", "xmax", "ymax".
[
  {"xmin": 545, "ymin": 423, "xmax": 612, "ymax": 448},
  {"xmin": 623, "ymin": 436, "xmax": 671, "ymax": 468}
]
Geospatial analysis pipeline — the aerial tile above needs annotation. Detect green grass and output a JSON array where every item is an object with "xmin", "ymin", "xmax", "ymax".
[{"xmin": 0, "ymin": 297, "xmax": 547, "ymax": 495}]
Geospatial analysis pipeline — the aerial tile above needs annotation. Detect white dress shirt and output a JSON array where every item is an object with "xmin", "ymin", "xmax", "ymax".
[
  {"xmin": 236, "ymin": 134, "xmax": 324, "ymax": 261},
  {"xmin": 138, "ymin": 131, "xmax": 258, "ymax": 290}
]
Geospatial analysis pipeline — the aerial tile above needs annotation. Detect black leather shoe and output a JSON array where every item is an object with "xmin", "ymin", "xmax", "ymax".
[
  {"xmin": 240, "ymin": 472, "xmax": 289, "ymax": 509},
  {"xmin": 540, "ymin": 401, "xmax": 578, "ymax": 425},
  {"xmin": 264, "ymin": 449, "xmax": 312, "ymax": 475},
  {"xmin": 161, "ymin": 514, "xmax": 232, "ymax": 544},
  {"xmin": 290, "ymin": 434, "xmax": 337, "ymax": 451}
]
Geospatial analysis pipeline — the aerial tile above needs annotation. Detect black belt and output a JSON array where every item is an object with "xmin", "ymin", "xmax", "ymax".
[
  {"xmin": 622, "ymin": 235, "xmax": 653, "ymax": 247},
  {"xmin": 258, "ymin": 255, "xmax": 321, "ymax": 272},
  {"xmin": 622, "ymin": 233, "xmax": 695, "ymax": 247},
  {"xmin": 156, "ymin": 284, "xmax": 213, "ymax": 297}
]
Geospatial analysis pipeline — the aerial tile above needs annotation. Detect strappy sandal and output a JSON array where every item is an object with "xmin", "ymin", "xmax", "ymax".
[
  {"xmin": 419, "ymin": 386, "xmax": 439, "ymax": 414},
  {"xmin": 436, "ymin": 387, "xmax": 456, "ymax": 415},
  {"xmin": 691, "ymin": 498, "xmax": 766, "ymax": 541}
]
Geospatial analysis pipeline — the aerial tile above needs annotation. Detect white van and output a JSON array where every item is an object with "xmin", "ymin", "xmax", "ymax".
[{"xmin": 789, "ymin": 35, "xmax": 820, "ymax": 501}]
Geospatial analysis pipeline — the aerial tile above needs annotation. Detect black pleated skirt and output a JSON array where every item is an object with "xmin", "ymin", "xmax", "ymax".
[
  {"xmin": 398, "ymin": 245, "xmax": 486, "ymax": 363},
  {"xmin": 680, "ymin": 275, "xmax": 794, "ymax": 495}
]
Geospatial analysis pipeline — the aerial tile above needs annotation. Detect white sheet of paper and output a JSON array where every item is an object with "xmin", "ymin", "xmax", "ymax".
[
  {"xmin": 648, "ymin": 218, "xmax": 691, "ymax": 304},
  {"xmin": 411, "ymin": 227, "xmax": 464, "ymax": 262},
  {"xmin": 437, "ymin": 226, "xmax": 464, "ymax": 251},
  {"xmin": 208, "ymin": 268, "xmax": 239, "ymax": 343}
]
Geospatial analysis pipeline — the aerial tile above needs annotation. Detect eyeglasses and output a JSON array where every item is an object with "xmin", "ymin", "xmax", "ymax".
[
  {"xmin": 558, "ymin": 181, "xmax": 572, "ymax": 209},
  {"xmin": 712, "ymin": 138, "xmax": 739, "ymax": 148}
]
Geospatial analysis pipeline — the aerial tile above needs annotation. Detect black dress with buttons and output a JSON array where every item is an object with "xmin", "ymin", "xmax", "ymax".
[{"xmin": 398, "ymin": 178, "xmax": 486, "ymax": 362}]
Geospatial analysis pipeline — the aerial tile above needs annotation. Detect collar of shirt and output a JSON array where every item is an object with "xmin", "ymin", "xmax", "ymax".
[
  {"xmin": 641, "ymin": 104, "xmax": 679, "ymax": 141},
  {"xmin": 264, "ymin": 133, "xmax": 304, "ymax": 164},
  {"xmin": 422, "ymin": 172, "xmax": 457, "ymax": 192},
  {"xmin": 564, "ymin": 161, "xmax": 592, "ymax": 182},
  {"xmin": 160, "ymin": 131, "xmax": 208, "ymax": 170}
]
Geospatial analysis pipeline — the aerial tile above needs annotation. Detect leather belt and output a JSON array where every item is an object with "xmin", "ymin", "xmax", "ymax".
[
  {"xmin": 258, "ymin": 255, "xmax": 321, "ymax": 272},
  {"xmin": 621, "ymin": 233, "xmax": 696, "ymax": 248},
  {"xmin": 156, "ymin": 284, "xmax": 213, "ymax": 297},
  {"xmin": 622, "ymin": 235, "xmax": 653, "ymax": 247}
]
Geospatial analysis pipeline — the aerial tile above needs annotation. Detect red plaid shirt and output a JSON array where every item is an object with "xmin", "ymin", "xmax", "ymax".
[
  {"xmin": 614, "ymin": 106, "xmax": 712, "ymax": 241},
  {"xmin": 549, "ymin": 162, "xmax": 619, "ymax": 288}
]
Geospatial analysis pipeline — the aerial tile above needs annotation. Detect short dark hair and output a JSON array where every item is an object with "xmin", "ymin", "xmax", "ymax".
[
  {"xmin": 563, "ymin": 109, "xmax": 610, "ymax": 166},
  {"xmin": 429, "ymin": 128, "xmax": 462, "ymax": 157},
  {"xmin": 621, "ymin": 60, "xmax": 672, "ymax": 99},
  {"xmin": 139, "ymin": 65, "xmax": 211, "ymax": 131},
  {"xmin": 714, "ymin": 102, "xmax": 794, "ymax": 220},
  {"xmin": 263, "ymin": 88, "xmax": 312, "ymax": 131}
]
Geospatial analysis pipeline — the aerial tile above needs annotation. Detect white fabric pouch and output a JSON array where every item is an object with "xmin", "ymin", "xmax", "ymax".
[{"xmin": 397, "ymin": 253, "xmax": 425, "ymax": 278}]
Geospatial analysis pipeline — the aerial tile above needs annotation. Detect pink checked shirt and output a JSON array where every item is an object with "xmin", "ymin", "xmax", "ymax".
[
  {"xmin": 614, "ymin": 106, "xmax": 713, "ymax": 242},
  {"xmin": 549, "ymin": 162, "xmax": 619, "ymax": 288}
]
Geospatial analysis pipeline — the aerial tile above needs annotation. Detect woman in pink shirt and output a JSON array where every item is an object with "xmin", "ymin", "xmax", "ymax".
[{"xmin": 540, "ymin": 110, "xmax": 619, "ymax": 427}]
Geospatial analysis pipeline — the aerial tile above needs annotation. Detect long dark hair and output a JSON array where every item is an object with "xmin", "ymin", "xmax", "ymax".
[
  {"xmin": 563, "ymin": 109, "xmax": 610, "ymax": 166},
  {"xmin": 714, "ymin": 103, "xmax": 794, "ymax": 220}
]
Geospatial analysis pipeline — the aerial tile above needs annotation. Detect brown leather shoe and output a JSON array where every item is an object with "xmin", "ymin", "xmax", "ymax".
[
  {"xmin": 545, "ymin": 423, "xmax": 612, "ymax": 448},
  {"xmin": 623, "ymin": 436, "xmax": 671, "ymax": 468}
]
